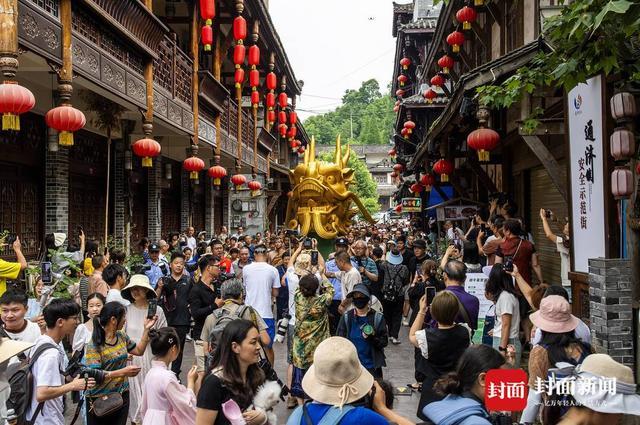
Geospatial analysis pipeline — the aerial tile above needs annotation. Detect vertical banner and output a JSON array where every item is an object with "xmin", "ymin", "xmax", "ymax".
[{"xmin": 568, "ymin": 75, "xmax": 606, "ymax": 273}]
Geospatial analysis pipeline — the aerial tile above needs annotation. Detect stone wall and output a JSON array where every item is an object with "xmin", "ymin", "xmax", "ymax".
[
  {"xmin": 45, "ymin": 131, "xmax": 69, "ymax": 235},
  {"xmin": 588, "ymin": 258, "xmax": 634, "ymax": 367}
]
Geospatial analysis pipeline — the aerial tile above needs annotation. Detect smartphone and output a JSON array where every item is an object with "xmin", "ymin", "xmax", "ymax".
[
  {"xmin": 41, "ymin": 262, "xmax": 52, "ymax": 285},
  {"xmin": 147, "ymin": 298, "xmax": 158, "ymax": 319},
  {"xmin": 303, "ymin": 238, "xmax": 313, "ymax": 250},
  {"xmin": 310, "ymin": 250, "xmax": 318, "ymax": 266},
  {"xmin": 425, "ymin": 286, "xmax": 436, "ymax": 305}
]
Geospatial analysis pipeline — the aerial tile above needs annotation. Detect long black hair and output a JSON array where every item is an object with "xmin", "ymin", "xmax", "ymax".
[
  {"xmin": 484, "ymin": 263, "xmax": 516, "ymax": 300},
  {"xmin": 434, "ymin": 345, "xmax": 505, "ymax": 396},
  {"xmin": 149, "ymin": 327, "xmax": 180, "ymax": 357},
  {"xmin": 540, "ymin": 330, "xmax": 589, "ymax": 366},
  {"xmin": 92, "ymin": 301, "xmax": 126, "ymax": 348},
  {"xmin": 208, "ymin": 319, "xmax": 265, "ymax": 408}
]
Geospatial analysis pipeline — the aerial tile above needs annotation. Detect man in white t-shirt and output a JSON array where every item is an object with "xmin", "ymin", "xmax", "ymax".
[
  {"xmin": 0, "ymin": 290, "xmax": 41, "ymax": 365},
  {"xmin": 325, "ymin": 251, "xmax": 362, "ymax": 303},
  {"xmin": 242, "ymin": 244, "xmax": 280, "ymax": 365},
  {"xmin": 540, "ymin": 209, "xmax": 571, "ymax": 286},
  {"xmin": 103, "ymin": 263, "xmax": 130, "ymax": 306},
  {"xmin": 186, "ymin": 226, "xmax": 197, "ymax": 251},
  {"xmin": 27, "ymin": 299, "xmax": 95, "ymax": 425}
]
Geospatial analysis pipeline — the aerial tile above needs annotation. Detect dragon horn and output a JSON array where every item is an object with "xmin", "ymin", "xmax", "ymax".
[
  {"xmin": 343, "ymin": 140, "xmax": 350, "ymax": 165},
  {"xmin": 335, "ymin": 134, "xmax": 342, "ymax": 167},
  {"xmin": 309, "ymin": 135, "xmax": 316, "ymax": 163},
  {"xmin": 303, "ymin": 138, "xmax": 310, "ymax": 167}
]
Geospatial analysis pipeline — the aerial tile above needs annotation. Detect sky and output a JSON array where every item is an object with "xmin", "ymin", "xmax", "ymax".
[{"xmin": 268, "ymin": 0, "xmax": 398, "ymax": 120}]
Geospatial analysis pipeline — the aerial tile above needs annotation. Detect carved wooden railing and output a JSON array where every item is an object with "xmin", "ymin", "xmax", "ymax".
[{"xmin": 153, "ymin": 34, "xmax": 193, "ymax": 107}]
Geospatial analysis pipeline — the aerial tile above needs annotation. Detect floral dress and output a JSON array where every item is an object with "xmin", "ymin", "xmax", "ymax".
[{"xmin": 292, "ymin": 280, "xmax": 334, "ymax": 370}]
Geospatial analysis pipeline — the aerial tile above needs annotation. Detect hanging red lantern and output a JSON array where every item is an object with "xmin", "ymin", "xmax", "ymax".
[
  {"xmin": 298, "ymin": 146, "xmax": 305, "ymax": 155},
  {"xmin": 233, "ymin": 16, "xmax": 247, "ymax": 40},
  {"xmin": 388, "ymin": 147, "xmax": 396, "ymax": 157},
  {"xmin": 249, "ymin": 69, "xmax": 260, "ymax": 88},
  {"xmin": 278, "ymin": 123, "xmax": 287, "ymax": 137},
  {"xmin": 45, "ymin": 105, "xmax": 86, "ymax": 146},
  {"xmin": 420, "ymin": 173, "xmax": 435, "ymax": 190},
  {"xmin": 289, "ymin": 111, "xmax": 297, "ymax": 126},
  {"xmin": 234, "ymin": 68, "xmax": 245, "ymax": 88},
  {"xmin": 410, "ymin": 183, "xmax": 423, "ymax": 194},
  {"xmin": 231, "ymin": 173, "xmax": 247, "ymax": 190},
  {"xmin": 467, "ymin": 127, "xmax": 500, "ymax": 161},
  {"xmin": 248, "ymin": 180, "xmax": 262, "ymax": 196},
  {"xmin": 611, "ymin": 167, "xmax": 633, "ymax": 199},
  {"xmin": 267, "ymin": 110, "xmax": 276, "ymax": 124},
  {"xmin": 393, "ymin": 163, "xmax": 404, "ymax": 173},
  {"xmin": 278, "ymin": 111, "xmax": 287, "ymax": 124},
  {"xmin": 447, "ymin": 31, "xmax": 465, "ymax": 53},
  {"xmin": 430, "ymin": 75, "xmax": 445, "ymax": 88},
  {"xmin": 287, "ymin": 126, "xmax": 297, "ymax": 140},
  {"xmin": 393, "ymin": 105, "xmax": 400, "ymax": 113},
  {"xmin": 233, "ymin": 44, "xmax": 246, "ymax": 67},
  {"xmin": 131, "ymin": 138, "xmax": 161, "ymax": 167},
  {"xmin": 401, "ymin": 127, "xmax": 409, "ymax": 138},
  {"xmin": 278, "ymin": 92, "xmax": 288, "ymax": 108},
  {"xmin": 290, "ymin": 139, "xmax": 301, "ymax": 151},
  {"xmin": 423, "ymin": 89, "xmax": 437, "ymax": 103},
  {"xmin": 266, "ymin": 72, "xmax": 277, "ymax": 91},
  {"xmin": 433, "ymin": 159, "xmax": 454, "ymax": 182},
  {"xmin": 397, "ymin": 75, "xmax": 408, "ymax": 87},
  {"xmin": 207, "ymin": 165, "xmax": 227, "ymax": 186},
  {"xmin": 390, "ymin": 171, "xmax": 398, "ymax": 179},
  {"xmin": 0, "ymin": 82, "xmax": 35, "ymax": 131},
  {"xmin": 400, "ymin": 57, "xmax": 411, "ymax": 70},
  {"xmin": 199, "ymin": 0, "xmax": 215, "ymax": 51},
  {"xmin": 248, "ymin": 45, "xmax": 260, "ymax": 67},
  {"xmin": 396, "ymin": 89, "xmax": 405, "ymax": 98},
  {"xmin": 438, "ymin": 55, "xmax": 455, "ymax": 74},
  {"xmin": 183, "ymin": 156, "xmax": 205, "ymax": 180},
  {"xmin": 251, "ymin": 90, "xmax": 260, "ymax": 108},
  {"xmin": 456, "ymin": 6, "xmax": 477, "ymax": 30},
  {"xmin": 610, "ymin": 128, "xmax": 636, "ymax": 161},
  {"xmin": 474, "ymin": 0, "xmax": 484, "ymax": 5},
  {"xmin": 266, "ymin": 92, "xmax": 275, "ymax": 109},
  {"xmin": 201, "ymin": 25, "xmax": 213, "ymax": 52},
  {"xmin": 403, "ymin": 121, "xmax": 416, "ymax": 134},
  {"xmin": 394, "ymin": 204, "xmax": 403, "ymax": 213}
]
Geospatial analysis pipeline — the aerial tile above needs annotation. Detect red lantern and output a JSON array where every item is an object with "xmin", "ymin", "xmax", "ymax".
[
  {"xmin": 610, "ymin": 128, "xmax": 635, "ymax": 161},
  {"xmin": 267, "ymin": 110, "xmax": 276, "ymax": 124},
  {"xmin": 234, "ymin": 68, "xmax": 245, "ymax": 88},
  {"xmin": 430, "ymin": 75, "xmax": 445, "ymax": 88},
  {"xmin": 394, "ymin": 204, "xmax": 403, "ymax": 213},
  {"xmin": 287, "ymin": 126, "xmax": 297, "ymax": 140},
  {"xmin": 183, "ymin": 156, "xmax": 205, "ymax": 180},
  {"xmin": 290, "ymin": 139, "xmax": 301, "ymax": 151},
  {"xmin": 131, "ymin": 138, "xmax": 161, "ymax": 167},
  {"xmin": 266, "ymin": 92, "xmax": 275, "ymax": 109},
  {"xmin": 410, "ymin": 183, "xmax": 423, "ymax": 194},
  {"xmin": 393, "ymin": 163, "xmax": 404, "ymax": 173},
  {"xmin": 403, "ymin": 121, "xmax": 416, "ymax": 134},
  {"xmin": 248, "ymin": 180, "xmax": 262, "ymax": 196},
  {"xmin": 278, "ymin": 92, "xmax": 288, "ymax": 108},
  {"xmin": 233, "ymin": 16, "xmax": 247, "ymax": 40},
  {"xmin": 393, "ymin": 105, "xmax": 399, "ymax": 113},
  {"xmin": 388, "ymin": 147, "xmax": 396, "ymax": 157},
  {"xmin": 289, "ymin": 111, "xmax": 297, "ymax": 126},
  {"xmin": 251, "ymin": 91, "xmax": 260, "ymax": 108},
  {"xmin": 423, "ymin": 89, "xmax": 437, "ymax": 103},
  {"xmin": 45, "ymin": 105, "xmax": 86, "ymax": 146},
  {"xmin": 233, "ymin": 44, "xmax": 245, "ymax": 67},
  {"xmin": 278, "ymin": 123, "xmax": 287, "ymax": 137},
  {"xmin": 249, "ymin": 69, "xmax": 260, "ymax": 88},
  {"xmin": 467, "ymin": 127, "xmax": 500, "ymax": 161},
  {"xmin": 390, "ymin": 171, "xmax": 398, "ymax": 179},
  {"xmin": 231, "ymin": 174, "xmax": 247, "ymax": 190},
  {"xmin": 447, "ymin": 31, "xmax": 465, "ymax": 53},
  {"xmin": 401, "ymin": 127, "xmax": 409, "ymax": 138},
  {"xmin": 207, "ymin": 165, "xmax": 227, "ymax": 186},
  {"xmin": 438, "ymin": 55, "xmax": 455, "ymax": 74},
  {"xmin": 201, "ymin": 25, "xmax": 213, "ymax": 52},
  {"xmin": 396, "ymin": 89, "xmax": 405, "ymax": 98},
  {"xmin": 420, "ymin": 173, "xmax": 435, "ymax": 190},
  {"xmin": 456, "ymin": 6, "xmax": 477, "ymax": 30},
  {"xmin": 278, "ymin": 111, "xmax": 287, "ymax": 124},
  {"xmin": 397, "ymin": 75, "xmax": 408, "ymax": 87},
  {"xmin": 400, "ymin": 57, "xmax": 411, "ymax": 70},
  {"xmin": 266, "ymin": 72, "xmax": 277, "ymax": 91},
  {"xmin": 433, "ymin": 159, "xmax": 454, "ymax": 182},
  {"xmin": 0, "ymin": 82, "xmax": 35, "ymax": 131},
  {"xmin": 611, "ymin": 167, "xmax": 633, "ymax": 199},
  {"xmin": 298, "ymin": 146, "xmax": 305, "ymax": 155},
  {"xmin": 248, "ymin": 45, "xmax": 260, "ymax": 67}
]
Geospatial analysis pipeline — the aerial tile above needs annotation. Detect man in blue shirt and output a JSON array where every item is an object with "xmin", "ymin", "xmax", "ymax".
[
  {"xmin": 145, "ymin": 243, "xmax": 168, "ymax": 289},
  {"xmin": 325, "ymin": 237, "xmax": 351, "ymax": 335}
]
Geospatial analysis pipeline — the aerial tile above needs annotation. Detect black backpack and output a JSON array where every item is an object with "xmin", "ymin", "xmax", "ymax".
[
  {"xmin": 7, "ymin": 342, "xmax": 59, "ymax": 425},
  {"xmin": 382, "ymin": 263, "xmax": 406, "ymax": 302}
]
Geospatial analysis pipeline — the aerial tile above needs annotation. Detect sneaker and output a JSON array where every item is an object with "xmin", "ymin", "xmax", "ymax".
[
  {"xmin": 402, "ymin": 317, "xmax": 409, "ymax": 326},
  {"xmin": 391, "ymin": 337, "xmax": 401, "ymax": 345},
  {"xmin": 185, "ymin": 334, "xmax": 192, "ymax": 342}
]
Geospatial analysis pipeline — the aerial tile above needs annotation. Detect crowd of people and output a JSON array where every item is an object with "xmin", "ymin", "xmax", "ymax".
[{"xmin": 0, "ymin": 193, "xmax": 638, "ymax": 425}]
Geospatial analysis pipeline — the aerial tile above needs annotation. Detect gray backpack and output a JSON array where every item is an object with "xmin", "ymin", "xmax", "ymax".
[{"xmin": 207, "ymin": 305, "xmax": 250, "ymax": 353}]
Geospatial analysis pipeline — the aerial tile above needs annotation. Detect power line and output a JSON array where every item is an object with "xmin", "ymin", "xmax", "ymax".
[{"xmin": 323, "ymin": 48, "xmax": 395, "ymax": 87}]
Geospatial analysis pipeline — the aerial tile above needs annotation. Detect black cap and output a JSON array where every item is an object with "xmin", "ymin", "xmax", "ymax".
[
  {"xmin": 335, "ymin": 237, "xmax": 349, "ymax": 246},
  {"xmin": 413, "ymin": 239, "xmax": 427, "ymax": 249},
  {"xmin": 347, "ymin": 284, "xmax": 371, "ymax": 299},
  {"xmin": 149, "ymin": 244, "xmax": 160, "ymax": 252}
]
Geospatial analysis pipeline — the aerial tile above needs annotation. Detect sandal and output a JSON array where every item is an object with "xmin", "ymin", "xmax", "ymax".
[{"xmin": 407, "ymin": 383, "xmax": 422, "ymax": 392}]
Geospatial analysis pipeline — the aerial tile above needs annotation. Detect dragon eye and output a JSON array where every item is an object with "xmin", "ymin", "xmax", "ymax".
[{"xmin": 326, "ymin": 175, "xmax": 335, "ymax": 184}]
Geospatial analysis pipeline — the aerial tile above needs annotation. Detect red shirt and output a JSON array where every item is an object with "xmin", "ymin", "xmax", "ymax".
[
  {"xmin": 496, "ymin": 237, "xmax": 536, "ymax": 287},
  {"xmin": 219, "ymin": 257, "xmax": 233, "ymax": 274}
]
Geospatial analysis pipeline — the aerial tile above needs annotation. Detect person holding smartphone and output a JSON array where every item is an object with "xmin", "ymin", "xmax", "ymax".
[{"xmin": 122, "ymin": 275, "xmax": 167, "ymax": 424}]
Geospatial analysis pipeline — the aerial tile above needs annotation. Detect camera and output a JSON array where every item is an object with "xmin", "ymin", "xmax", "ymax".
[
  {"xmin": 503, "ymin": 257, "xmax": 514, "ymax": 273},
  {"xmin": 41, "ymin": 262, "xmax": 52, "ymax": 285},
  {"xmin": 302, "ymin": 238, "xmax": 312, "ymax": 250},
  {"xmin": 274, "ymin": 315, "xmax": 290, "ymax": 343},
  {"xmin": 217, "ymin": 272, "xmax": 236, "ymax": 283},
  {"xmin": 64, "ymin": 352, "xmax": 107, "ymax": 384},
  {"xmin": 545, "ymin": 209, "xmax": 553, "ymax": 219},
  {"xmin": 3, "ymin": 230, "xmax": 16, "ymax": 246},
  {"xmin": 285, "ymin": 229, "xmax": 299, "ymax": 237},
  {"xmin": 360, "ymin": 322, "xmax": 374, "ymax": 338},
  {"xmin": 258, "ymin": 357, "xmax": 289, "ymax": 399}
]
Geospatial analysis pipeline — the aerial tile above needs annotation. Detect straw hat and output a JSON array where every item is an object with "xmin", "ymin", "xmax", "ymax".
[
  {"xmin": 121, "ymin": 274, "xmax": 157, "ymax": 302},
  {"xmin": 301, "ymin": 337, "xmax": 374, "ymax": 408},
  {"xmin": 529, "ymin": 295, "xmax": 579, "ymax": 334},
  {"xmin": 0, "ymin": 337, "xmax": 34, "ymax": 364}
]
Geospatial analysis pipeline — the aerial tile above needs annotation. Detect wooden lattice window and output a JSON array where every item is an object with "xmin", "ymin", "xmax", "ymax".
[
  {"xmin": 174, "ymin": 51, "xmax": 192, "ymax": 105},
  {"xmin": 28, "ymin": 0, "xmax": 59, "ymax": 18},
  {"xmin": 153, "ymin": 38, "xmax": 173, "ymax": 93}
]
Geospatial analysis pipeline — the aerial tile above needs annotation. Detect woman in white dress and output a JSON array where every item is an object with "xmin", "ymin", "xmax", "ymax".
[{"xmin": 122, "ymin": 275, "xmax": 167, "ymax": 424}]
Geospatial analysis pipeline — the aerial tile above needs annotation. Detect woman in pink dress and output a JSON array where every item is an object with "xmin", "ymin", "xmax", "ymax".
[{"xmin": 140, "ymin": 327, "xmax": 198, "ymax": 425}]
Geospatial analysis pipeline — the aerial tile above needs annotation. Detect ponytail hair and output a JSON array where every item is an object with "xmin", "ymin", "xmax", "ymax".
[
  {"xmin": 149, "ymin": 327, "xmax": 180, "ymax": 357},
  {"xmin": 434, "ymin": 345, "xmax": 505, "ymax": 396},
  {"xmin": 92, "ymin": 301, "xmax": 126, "ymax": 348}
]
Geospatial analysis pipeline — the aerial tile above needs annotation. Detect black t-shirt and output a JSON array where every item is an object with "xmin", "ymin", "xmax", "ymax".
[
  {"xmin": 197, "ymin": 374, "xmax": 251, "ymax": 425},
  {"xmin": 160, "ymin": 275, "xmax": 193, "ymax": 326}
]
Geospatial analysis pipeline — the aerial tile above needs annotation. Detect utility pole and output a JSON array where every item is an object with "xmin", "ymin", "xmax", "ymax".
[{"xmin": 350, "ymin": 110, "xmax": 353, "ymax": 140}]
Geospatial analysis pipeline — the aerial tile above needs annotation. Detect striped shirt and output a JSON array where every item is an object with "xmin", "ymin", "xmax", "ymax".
[{"xmin": 84, "ymin": 330, "xmax": 136, "ymax": 397}]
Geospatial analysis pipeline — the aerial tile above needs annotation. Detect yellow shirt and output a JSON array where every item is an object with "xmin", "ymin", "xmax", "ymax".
[
  {"xmin": 0, "ymin": 259, "xmax": 21, "ymax": 296},
  {"xmin": 83, "ymin": 257, "xmax": 94, "ymax": 276}
]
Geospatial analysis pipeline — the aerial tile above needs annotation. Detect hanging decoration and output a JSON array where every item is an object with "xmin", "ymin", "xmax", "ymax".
[
  {"xmin": 278, "ymin": 92, "xmax": 288, "ymax": 109},
  {"xmin": 388, "ymin": 147, "xmax": 396, "ymax": 158},
  {"xmin": 456, "ymin": 6, "xmax": 477, "ymax": 30},
  {"xmin": 289, "ymin": 111, "xmax": 297, "ymax": 127},
  {"xmin": 410, "ymin": 183, "xmax": 423, "ymax": 195},
  {"xmin": 420, "ymin": 173, "xmax": 435, "ymax": 190},
  {"xmin": 200, "ymin": 0, "xmax": 215, "ymax": 51},
  {"xmin": 278, "ymin": 110, "xmax": 287, "ymax": 124},
  {"xmin": 396, "ymin": 89, "xmax": 405, "ymax": 98},
  {"xmin": 248, "ymin": 180, "xmax": 262, "ymax": 196},
  {"xmin": 433, "ymin": 159, "xmax": 454, "ymax": 182},
  {"xmin": 401, "ymin": 127, "xmax": 409, "ymax": 139},
  {"xmin": 208, "ymin": 164, "xmax": 227, "ymax": 186},
  {"xmin": 393, "ymin": 163, "xmax": 404, "ymax": 174},
  {"xmin": 0, "ymin": 82, "xmax": 35, "ymax": 131},
  {"xmin": 45, "ymin": 105, "xmax": 86, "ymax": 146},
  {"xmin": 266, "ymin": 71, "xmax": 277, "ymax": 125},
  {"xmin": 423, "ymin": 88, "xmax": 437, "ymax": 104},
  {"xmin": 230, "ymin": 173, "xmax": 247, "ymax": 190},
  {"xmin": 394, "ymin": 204, "xmax": 403, "ymax": 213},
  {"xmin": 438, "ymin": 55, "xmax": 455, "ymax": 74},
  {"xmin": 610, "ymin": 91, "xmax": 637, "ymax": 123},
  {"xmin": 390, "ymin": 171, "xmax": 398, "ymax": 179},
  {"xmin": 393, "ymin": 100, "xmax": 400, "ymax": 113},
  {"xmin": 183, "ymin": 155, "xmax": 205, "ymax": 180},
  {"xmin": 467, "ymin": 105, "xmax": 499, "ymax": 161},
  {"xmin": 611, "ymin": 167, "xmax": 633, "ymax": 199},
  {"xmin": 298, "ymin": 145, "xmax": 305, "ymax": 155},
  {"xmin": 403, "ymin": 120, "xmax": 415, "ymax": 135},
  {"xmin": 290, "ymin": 139, "xmax": 301, "ymax": 152},
  {"xmin": 248, "ymin": 43, "xmax": 260, "ymax": 108},
  {"xmin": 446, "ymin": 31, "xmax": 465, "ymax": 53},
  {"xmin": 430, "ymin": 75, "xmax": 445, "ymax": 88},
  {"xmin": 610, "ymin": 128, "xmax": 635, "ymax": 161},
  {"xmin": 132, "ymin": 137, "xmax": 161, "ymax": 167},
  {"xmin": 233, "ymin": 13, "xmax": 247, "ymax": 88},
  {"xmin": 397, "ymin": 75, "xmax": 408, "ymax": 87},
  {"xmin": 400, "ymin": 57, "xmax": 411, "ymax": 70}
]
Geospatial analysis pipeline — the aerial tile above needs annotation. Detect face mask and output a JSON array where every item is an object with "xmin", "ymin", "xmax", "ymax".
[{"xmin": 353, "ymin": 298, "xmax": 369, "ymax": 309}]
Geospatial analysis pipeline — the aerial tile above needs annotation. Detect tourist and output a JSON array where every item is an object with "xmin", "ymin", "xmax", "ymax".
[
  {"xmin": 231, "ymin": 246, "xmax": 251, "ymax": 279},
  {"xmin": 210, "ymin": 240, "xmax": 233, "ymax": 274},
  {"xmin": 324, "ymin": 237, "xmax": 351, "ymax": 334},
  {"xmin": 88, "ymin": 254, "xmax": 109, "ymax": 297},
  {"xmin": 433, "ymin": 251, "xmax": 479, "ymax": 332},
  {"xmin": 84, "ymin": 301, "xmax": 158, "ymax": 425},
  {"xmin": 186, "ymin": 226, "xmax": 197, "ymax": 251},
  {"xmin": 25, "ymin": 276, "xmax": 44, "ymax": 323},
  {"xmin": 140, "ymin": 327, "xmax": 198, "ymax": 425},
  {"xmin": 72, "ymin": 292, "xmax": 105, "ymax": 357},
  {"xmin": 350, "ymin": 240, "xmax": 379, "ymax": 290},
  {"xmin": 336, "ymin": 284, "xmax": 387, "ymax": 378},
  {"xmin": 104, "ymin": 264, "xmax": 130, "ymax": 306},
  {"xmin": 0, "ymin": 235, "xmax": 27, "ymax": 297},
  {"xmin": 145, "ymin": 244, "xmax": 169, "ymax": 289},
  {"xmin": 275, "ymin": 251, "xmax": 291, "ymax": 322},
  {"xmin": 0, "ymin": 289, "xmax": 41, "ymax": 363},
  {"xmin": 325, "ymin": 251, "xmax": 361, "ymax": 308},
  {"xmin": 477, "ymin": 215, "xmax": 505, "ymax": 266},
  {"xmin": 379, "ymin": 249, "xmax": 410, "ymax": 344},
  {"xmin": 242, "ymin": 244, "xmax": 280, "ymax": 365},
  {"xmin": 123, "ymin": 274, "xmax": 167, "ymax": 424}
]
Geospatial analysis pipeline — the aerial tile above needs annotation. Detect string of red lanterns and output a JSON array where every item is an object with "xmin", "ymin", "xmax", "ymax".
[{"xmin": 200, "ymin": 0, "xmax": 215, "ymax": 52}]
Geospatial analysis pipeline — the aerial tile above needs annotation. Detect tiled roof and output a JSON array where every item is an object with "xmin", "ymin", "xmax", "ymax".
[
  {"xmin": 393, "ymin": 2, "xmax": 414, "ymax": 14},
  {"xmin": 400, "ymin": 18, "xmax": 438, "ymax": 30}
]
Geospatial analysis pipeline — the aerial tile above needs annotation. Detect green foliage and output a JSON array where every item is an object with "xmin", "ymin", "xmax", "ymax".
[
  {"xmin": 303, "ymin": 79, "xmax": 395, "ymax": 145},
  {"xmin": 476, "ymin": 0, "xmax": 640, "ymax": 114}
]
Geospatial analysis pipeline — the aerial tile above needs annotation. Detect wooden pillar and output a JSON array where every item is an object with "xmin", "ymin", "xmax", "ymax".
[
  {"xmin": 191, "ymin": 0, "xmax": 199, "ymax": 144},
  {"xmin": 213, "ymin": 22, "xmax": 222, "ymax": 163},
  {"xmin": 0, "ymin": 0, "xmax": 18, "ymax": 77}
]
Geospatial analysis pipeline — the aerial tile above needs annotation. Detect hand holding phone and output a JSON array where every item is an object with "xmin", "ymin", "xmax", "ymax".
[
  {"xmin": 425, "ymin": 286, "xmax": 436, "ymax": 305},
  {"xmin": 147, "ymin": 298, "xmax": 158, "ymax": 319}
]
